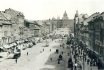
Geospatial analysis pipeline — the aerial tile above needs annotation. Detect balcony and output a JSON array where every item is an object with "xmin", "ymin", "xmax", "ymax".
[{"xmin": 81, "ymin": 29, "xmax": 89, "ymax": 33}]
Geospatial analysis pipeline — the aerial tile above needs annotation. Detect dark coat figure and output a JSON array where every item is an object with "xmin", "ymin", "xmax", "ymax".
[
  {"xmin": 15, "ymin": 59, "xmax": 17, "ymax": 63},
  {"xmin": 27, "ymin": 52, "xmax": 28, "ymax": 56},
  {"xmin": 68, "ymin": 53, "xmax": 69, "ymax": 56},
  {"xmin": 50, "ymin": 49, "xmax": 51, "ymax": 52},
  {"xmin": 56, "ymin": 49, "xmax": 59, "ymax": 53},
  {"xmin": 79, "ymin": 50, "xmax": 80, "ymax": 54},
  {"xmin": 74, "ymin": 63, "xmax": 77, "ymax": 70},
  {"xmin": 59, "ymin": 54, "xmax": 62, "ymax": 60},
  {"xmin": 62, "ymin": 51, "xmax": 63, "ymax": 55},
  {"xmin": 90, "ymin": 61, "xmax": 93, "ymax": 66},
  {"xmin": 58, "ymin": 58, "xmax": 60, "ymax": 64},
  {"xmin": 74, "ymin": 54, "xmax": 76, "ymax": 58},
  {"xmin": 50, "ymin": 58, "xmax": 52, "ymax": 61},
  {"xmin": 68, "ymin": 58, "xmax": 73, "ymax": 69},
  {"xmin": 68, "ymin": 58, "xmax": 72, "ymax": 64},
  {"xmin": 87, "ymin": 59, "xmax": 90, "ymax": 65},
  {"xmin": 43, "ymin": 49, "xmax": 44, "ymax": 51},
  {"xmin": 79, "ymin": 65, "xmax": 82, "ymax": 70}
]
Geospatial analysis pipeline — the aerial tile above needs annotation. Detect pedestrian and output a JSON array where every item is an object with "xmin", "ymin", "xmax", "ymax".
[
  {"xmin": 87, "ymin": 59, "xmax": 90, "ymax": 65},
  {"xmin": 59, "ymin": 54, "xmax": 63, "ymax": 60},
  {"xmin": 27, "ymin": 52, "xmax": 28, "ymax": 56},
  {"xmin": 50, "ymin": 58, "xmax": 52, "ymax": 61},
  {"xmin": 74, "ymin": 63, "xmax": 77, "ymax": 70},
  {"xmin": 68, "ymin": 53, "xmax": 69, "ymax": 56},
  {"xmin": 58, "ymin": 58, "xmax": 60, "ymax": 64},
  {"xmin": 90, "ymin": 61, "xmax": 93, "ymax": 66},
  {"xmin": 79, "ymin": 64, "xmax": 82, "ymax": 70},
  {"xmin": 62, "ymin": 51, "xmax": 63, "ymax": 55},
  {"xmin": 79, "ymin": 50, "xmax": 80, "ymax": 54},
  {"xmin": 43, "ymin": 49, "xmax": 44, "ymax": 51},
  {"xmin": 50, "ymin": 49, "xmax": 51, "ymax": 52},
  {"xmin": 15, "ymin": 59, "xmax": 17, "ymax": 63},
  {"xmin": 56, "ymin": 49, "xmax": 59, "ymax": 53}
]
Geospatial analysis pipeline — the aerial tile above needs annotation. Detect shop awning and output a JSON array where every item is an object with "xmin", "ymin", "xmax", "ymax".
[
  {"xmin": 0, "ymin": 47, "xmax": 3, "ymax": 49},
  {"xmin": 16, "ymin": 41, "xmax": 19, "ymax": 44},
  {"xmin": 10, "ymin": 44, "xmax": 14, "ymax": 47},
  {"xmin": 13, "ymin": 43, "xmax": 17, "ymax": 46},
  {"xmin": 86, "ymin": 47, "xmax": 93, "ymax": 51},
  {"xmin": 3, "ymin": 45, "xmax": 11, "ymax": 48}
]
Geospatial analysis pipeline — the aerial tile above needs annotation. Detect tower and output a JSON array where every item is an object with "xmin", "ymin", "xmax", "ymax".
[
  {"xmin": 74, "ymin": 10, "xmax": 79, "ymax": 38},
  {"xmin": 62, "ymin": 11, "xmax": 68, "ymax": 19}
]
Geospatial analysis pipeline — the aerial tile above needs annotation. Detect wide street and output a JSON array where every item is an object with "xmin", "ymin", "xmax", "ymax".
[
  {"xmin": 0, "ymin": 1, "xmax": 104, "ymax": 70},
  {"xmin": 0, "ymin": 28, "xmax": 72, "ymax": 70},
  {"xmin": 0, "ymin": 28, "xmax": 99, "ymax": 70}
]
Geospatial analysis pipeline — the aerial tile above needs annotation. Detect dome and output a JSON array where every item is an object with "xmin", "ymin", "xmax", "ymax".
[
  {"xmin": 62, "ymin": 11, "xmax": 68, "ymax": 19},
  {"xmin": 63, "ymin": 11, "xmax": 67, "ymax": 16}
]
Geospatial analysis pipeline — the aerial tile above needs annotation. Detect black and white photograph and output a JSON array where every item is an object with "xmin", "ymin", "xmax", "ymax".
[{"xmin": 0, "ymin": 0, "xmax": 104, "ymax": 70}]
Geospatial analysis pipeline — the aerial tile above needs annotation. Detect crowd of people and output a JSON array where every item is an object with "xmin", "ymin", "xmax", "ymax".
[
  {"xmin": 66, "ymin": 37, "xmax": 99, "ymax": 70},
  {"xmin": 13, "ymin": 33, "xmax": 99, "ymax": 69}
]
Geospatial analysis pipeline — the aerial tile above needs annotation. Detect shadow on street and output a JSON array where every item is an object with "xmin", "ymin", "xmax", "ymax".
[{"xmin": 40, "ymin": 39, "xmax": 70, "ymax": 70}]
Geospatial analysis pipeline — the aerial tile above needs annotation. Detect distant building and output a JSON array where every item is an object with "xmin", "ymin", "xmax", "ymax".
[
  {"xmin": 62, "ymin": 11, "xmax": 68, "ymax": 20},
  {"xmin": 0, "ymin": 11, "xmax": 12, "ymax": 45},
  {"xmin": 51, "ymin": 11, "xmax": 74, "ymax": 28},
  {"xmin": 4, "ymin": 8, "xmax": 25, "ymax": 40}
]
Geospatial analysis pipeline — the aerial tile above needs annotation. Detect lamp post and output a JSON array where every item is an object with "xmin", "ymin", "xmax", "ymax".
[{"xmin": 83, "ymin": 50, "xmax": 85, "ymax": 70}]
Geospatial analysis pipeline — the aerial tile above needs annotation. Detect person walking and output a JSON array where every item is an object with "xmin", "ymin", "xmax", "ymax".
[
  {"xmin": 58, "ymin": 58, "xmax": 60, "ymax": 64},
  {"xmin": 15, "ymin": 59, "xmax": 17, "ymax": 63},
  {"xmin": 68, "ymin": 53, "xmax": 69, "ymax": 56},
  {"xmin": 27, "ymin": 52, "xmax": 28, "ymax": 56},
  {"xmin": 62, "ymin": 51, "xmax": 63, "ymax": 55},
  {"xmin": 50, "ymin": 58, "xmax": 52, "ymax": 61},
  {"xmin": 74, "ymin": 63, "xmax": 78, "ymax": 70},
  {"xmin": 79, "ymin": 64, "xmax": 82, "ymax": 70}
]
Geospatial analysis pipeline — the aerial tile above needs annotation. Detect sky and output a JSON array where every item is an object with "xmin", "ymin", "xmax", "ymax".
[{"xmin": 0, "ymin": 0, "xmax": 104, "ymax": 20}]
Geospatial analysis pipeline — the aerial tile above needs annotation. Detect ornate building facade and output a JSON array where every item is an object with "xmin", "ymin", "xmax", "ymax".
[{"xmin": 51, "ymin": 11, "xmax": 74, "ymax": 29}]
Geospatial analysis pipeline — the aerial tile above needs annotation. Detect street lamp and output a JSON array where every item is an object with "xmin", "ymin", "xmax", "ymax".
[{"xmin": 83, "ymin": 50, "xmax": 85, "ymax": 70}]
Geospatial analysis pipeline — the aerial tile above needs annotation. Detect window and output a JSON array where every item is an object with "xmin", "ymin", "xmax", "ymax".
[
  {"xmin": 4, "ymin": 31, "xmax": 7, "ymax": 36},
  {"xmin": 95, "ymin": 34, "xmax": 100, "ymax": 41}
]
